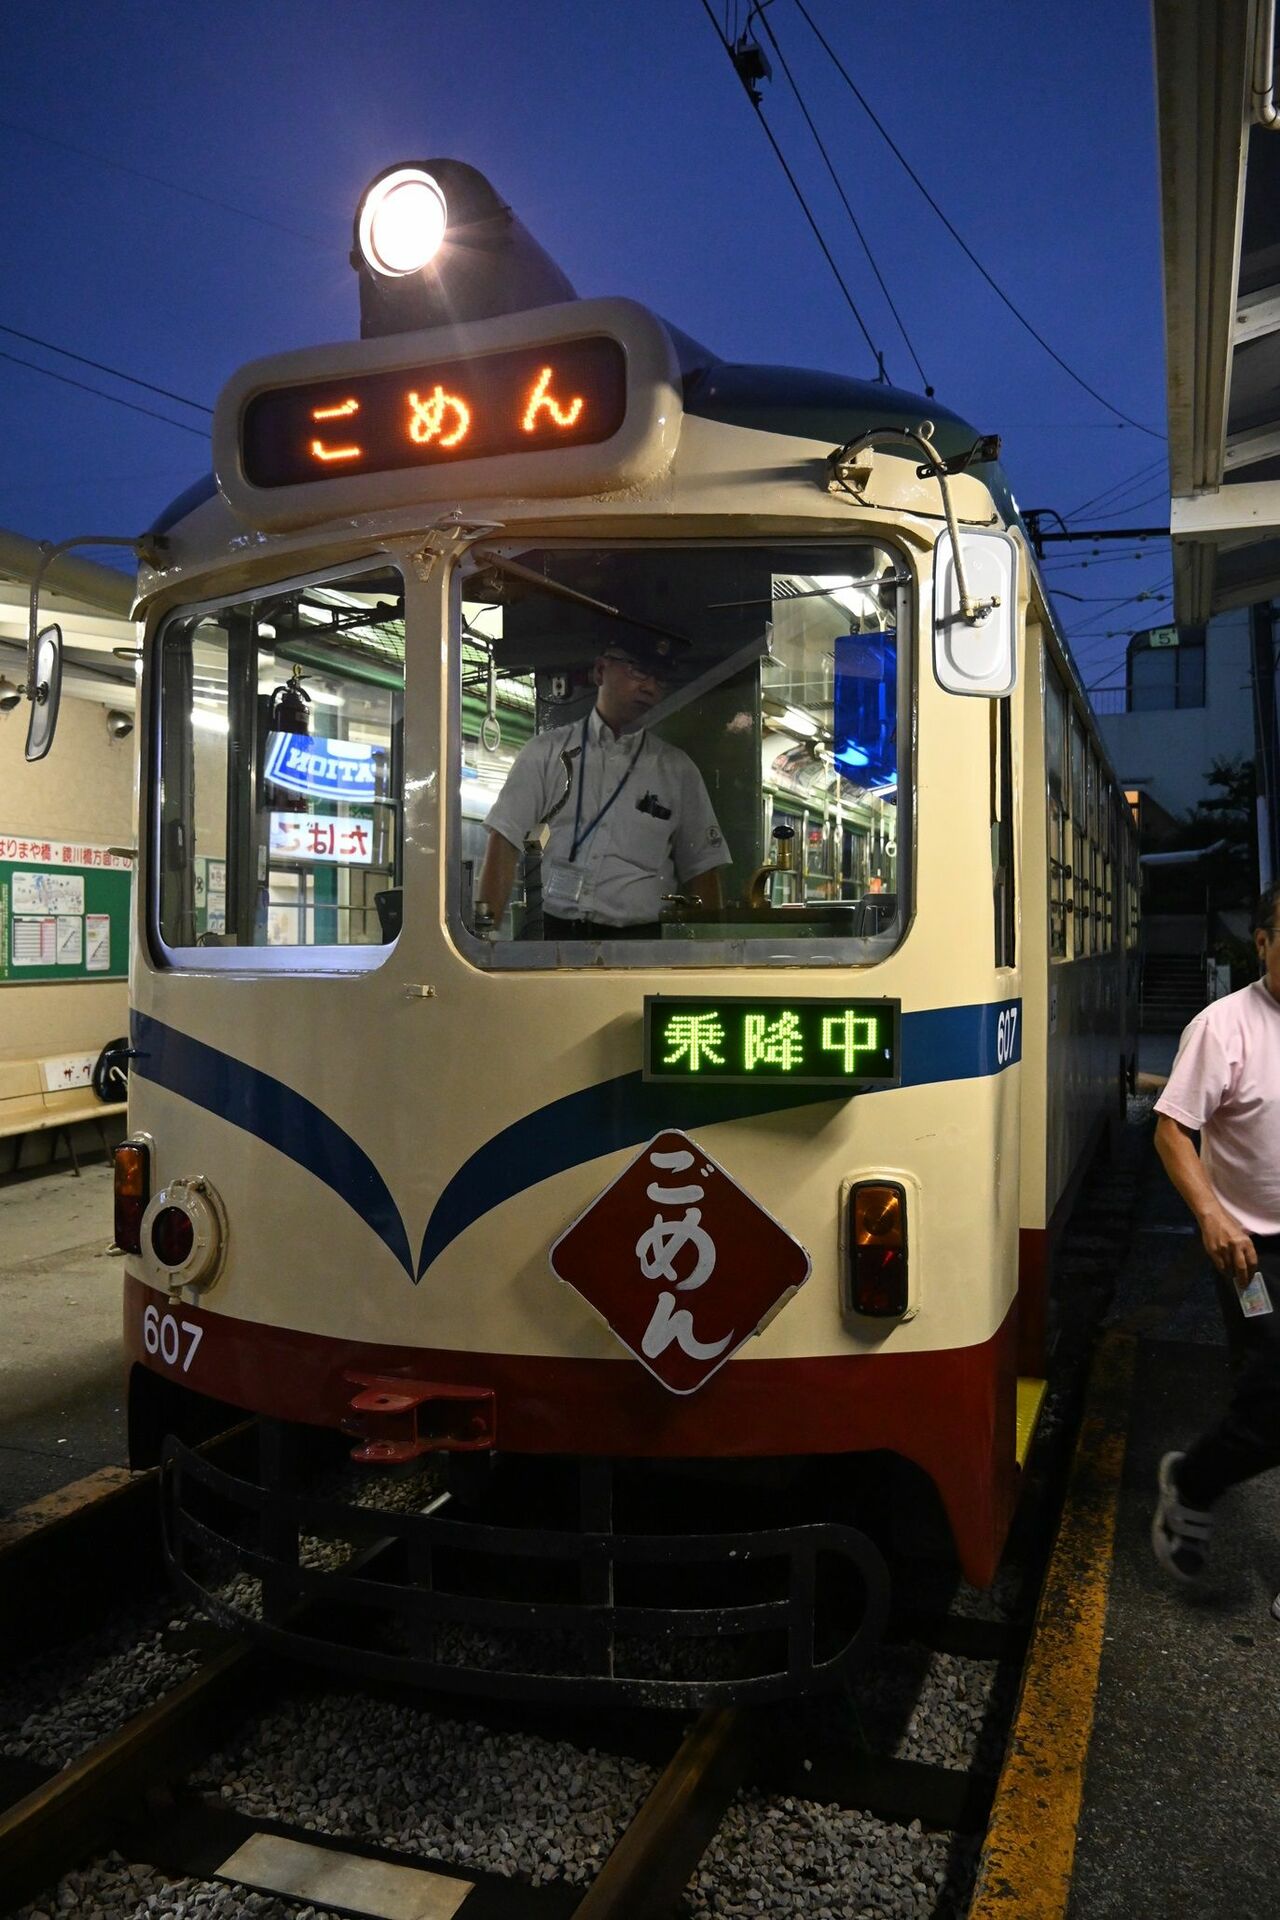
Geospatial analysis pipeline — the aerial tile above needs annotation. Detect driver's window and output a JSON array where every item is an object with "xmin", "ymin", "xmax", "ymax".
[{"xmin": 454, "ymin": 543, "xmax": 907, "ymax": 962}]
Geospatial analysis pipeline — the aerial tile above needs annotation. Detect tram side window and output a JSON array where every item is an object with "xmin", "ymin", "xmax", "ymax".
[
  {"xmin": 454, "ymin": 542, "xmax": 908, "ymax": 963},
  {"xmin": 1044, "ymin": 670, "xmax": 1069, "ymax": 958},
  {"xmin": 1070, "ymin": 716, "xmax": 1088, "ymax": 958},
  {"xmin": 990, "ymin": 697, "xmax": 1015, "ymax": 967},
  {"xmin": 155, "ymin": 566, "xmax": 405, "ymax": 955}
]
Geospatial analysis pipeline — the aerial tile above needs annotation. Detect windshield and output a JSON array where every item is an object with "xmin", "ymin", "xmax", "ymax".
[
  {"xmin": 154, "ymin": 564, "xmax": 404, "ymax": 959},
  {"xmin": 453, "ymin": 542, "xmax": 907, "ymax": 964}
]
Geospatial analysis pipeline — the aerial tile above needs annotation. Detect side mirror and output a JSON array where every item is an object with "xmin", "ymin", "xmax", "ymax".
[
  {"xmin": 25, "ymin": 624, "xmax": 64, "ymax": 762},
  {"xmin": 932, "ymin": 529, "xmax": 1019, "ymax": 697}
]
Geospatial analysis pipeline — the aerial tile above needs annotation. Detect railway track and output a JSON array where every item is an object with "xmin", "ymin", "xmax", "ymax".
[{"xmin": 0, "ymin": 1148, "xmax": 1143, "ymax": 1918}]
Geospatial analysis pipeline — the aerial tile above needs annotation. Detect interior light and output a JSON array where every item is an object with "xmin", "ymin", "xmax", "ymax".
[
  {"xmin": 358, "ymin": 168, "xmax": 448, "ymax": 278},
  {"xmin": 191, "ymin": 707, "xmax": 230, "ymax": 735}
]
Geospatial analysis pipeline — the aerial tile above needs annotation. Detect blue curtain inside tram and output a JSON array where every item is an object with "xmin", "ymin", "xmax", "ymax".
[{"xmin": 833, "ymin": 633, "xmax": 896, "ymax": 786}]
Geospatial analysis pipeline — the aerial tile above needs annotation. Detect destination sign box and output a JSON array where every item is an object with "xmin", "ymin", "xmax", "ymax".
[
  {"xmin": 241, "ymin": 336, "xmax": 627, "ymax": 489},
  {"xmin": 643, "ymin": 997, "xmax": 900, "ymax": 1090}
]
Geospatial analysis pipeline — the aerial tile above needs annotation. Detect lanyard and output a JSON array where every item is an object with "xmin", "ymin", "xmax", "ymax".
[{"xmin": 570, "ymin": 712, "xmax": 646, "ymax": 862}]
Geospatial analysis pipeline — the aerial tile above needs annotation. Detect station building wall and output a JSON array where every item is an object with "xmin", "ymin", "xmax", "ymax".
[{"xmin": 0, "ymin": 693, "xmax": 135, "ymax": 1057}]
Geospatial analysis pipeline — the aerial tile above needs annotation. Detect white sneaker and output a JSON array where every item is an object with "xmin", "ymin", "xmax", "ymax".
[{"xmin": 1151, "ymin": 1451, "xmax": 1213, "ymax": 1583}]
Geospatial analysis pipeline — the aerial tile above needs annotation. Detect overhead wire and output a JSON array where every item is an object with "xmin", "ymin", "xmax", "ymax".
[
  {"xmin": 1064, "ymin": 455, "xmax": 1168, "ymax": 520},
  {"xmin": 0, "ymin": 322, "xmax": 211, "ymax": 414},
  {"xmin": 790, "ymin": 0, "xmax": 1166, "ymax": 441},
  {"xmin": 697, "ymin": 0, "xmax": 888, "ymax": 373},
  {"xmin": 753, "ymin": 5, "xmax": 933, "ymax": 392},
  {"xmin": 0, "ymin": 114, "xmax": 327, "ymax": 247},
  {"xmin": 0, "ymin": 347, "xmax": 208, "ymax": 437}
]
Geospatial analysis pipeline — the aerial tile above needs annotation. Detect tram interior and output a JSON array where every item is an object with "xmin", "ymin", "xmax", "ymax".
[
  {"xmin": 460, "ymin": 542, "xmax": 904, "ymax": 952},
  {"xmin": 152, "ymin": 546, "xmax": 904, "ymax": 958}
]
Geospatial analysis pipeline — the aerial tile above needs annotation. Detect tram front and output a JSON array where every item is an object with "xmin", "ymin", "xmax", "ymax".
[{"xmin": 121, "ymin": 161, "xmax": 1026, "ymax": 1704}]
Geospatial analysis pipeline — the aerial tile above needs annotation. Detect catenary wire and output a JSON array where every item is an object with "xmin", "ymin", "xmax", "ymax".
[
  {"xmin": 697, "ymin": 0, "xmax": 888, "ymax": 372},
  {"xmin": 0, "ymin": 322, "xmax": 212, "ymax": 414},
  {"xmin": 790, "ymin": 0, "xmax": 1166, "ymax": 441},
  {"xmin": 1064, "ymin": 454, "xmax": 1168, "ymax": 520},
  {"xmin": 754, "ymin": 6, "xmax": 933, "ymax": 392},
  {"xmin": 0, "ymin": 114, "xmax": 327, "ymax": 247},
  {"xmin": 0, "ymin": 348, "xmax": 208, "ymax": 437}
]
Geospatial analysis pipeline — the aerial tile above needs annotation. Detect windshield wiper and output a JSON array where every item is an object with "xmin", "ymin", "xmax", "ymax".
[{"xmin": 469, "ymin": 549, "xmax": 696, "ymax": 651}]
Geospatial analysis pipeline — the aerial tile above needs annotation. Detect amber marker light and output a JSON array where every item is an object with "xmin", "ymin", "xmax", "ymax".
[
  {"xmin": 113, "ymin": 1141, "xmax": 150, "ymax": 1255},
  {"xmin": 357, "ymin": 166, "xmax": 448, "ymax": 277},
  {"xmin": 849, "ymin": 1181, "xmax": 908, "ymax": 1317}
]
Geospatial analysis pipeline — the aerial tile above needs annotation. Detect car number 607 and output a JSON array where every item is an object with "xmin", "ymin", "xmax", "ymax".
[{"xmin": 142, "ymin": 1302, "xmax": 203, "ymax": 1373}]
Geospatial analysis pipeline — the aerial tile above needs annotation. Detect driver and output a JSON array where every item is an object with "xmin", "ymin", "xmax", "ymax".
[{"xmin": 476, "ymin": 638, "xmax": 730, "ymax": 939}]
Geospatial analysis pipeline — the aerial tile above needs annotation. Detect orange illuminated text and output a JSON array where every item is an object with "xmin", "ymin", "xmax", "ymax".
[
  {"xmin": 309, "ymin": 397, "xmax": 363, "ymax": 464},
  {"xmin": 408, "ymin": 385, "xmax": 471, "ymax": 449},
  {"xmin": 522, "ymin": 366, "xmax": 585, "ymax": 432}
]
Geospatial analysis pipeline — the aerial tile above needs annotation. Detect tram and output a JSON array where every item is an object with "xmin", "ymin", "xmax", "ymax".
[{"xmin": 89, "ymin": 160, "xmax": 1138, "ymax": 1703}]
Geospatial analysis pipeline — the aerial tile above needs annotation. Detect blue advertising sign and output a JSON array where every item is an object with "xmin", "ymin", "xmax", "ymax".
[{"xmin": 264, "ymin": 732, "xmax": 381, "ymax": 802}]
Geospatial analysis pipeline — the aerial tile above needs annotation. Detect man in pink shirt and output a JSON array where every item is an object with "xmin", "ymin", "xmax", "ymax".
[{"xmin": 1151, "ymin": 883, "xmax": 1280, "ymax": 1591}]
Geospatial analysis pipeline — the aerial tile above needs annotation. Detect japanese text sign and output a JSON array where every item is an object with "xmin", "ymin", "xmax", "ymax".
[
  {"xmin": 644, "ymin": 997, "xmax": 900, "ymax": 1090},
  {"xmin": 269, "ymin": 811, "xmax": 373, "ymax": 865},
  {"xmin": 549, "ymin": 1129, "xmax": 811, "ymax": 1395},
  {"xmin": 241, "ymin": 336, "xmax": 627, "ymax": 489}
]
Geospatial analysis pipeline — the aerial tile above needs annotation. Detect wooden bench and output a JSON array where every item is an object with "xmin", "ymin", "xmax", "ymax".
[{"xmin": 0, "ymin": 1057, "xmax": 127, "ymax": 1176}]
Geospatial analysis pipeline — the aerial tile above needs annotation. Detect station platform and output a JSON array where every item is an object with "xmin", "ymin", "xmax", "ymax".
[
  {"xmin": 1063, "ymin": 1149, "xmax": 1280, "ymax": 1918},
  {"xmin": 0, "ymin": 1163, "xmax": 127, "ymax": 1516}
]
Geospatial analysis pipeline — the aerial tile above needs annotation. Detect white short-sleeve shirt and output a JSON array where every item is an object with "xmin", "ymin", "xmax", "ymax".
[
  {"xmin": 1154, "ymin": 978, "xmax": 1280, "ymax": 1235},
  {"xmin": 485, "ymin": 707, "xmax": 730, "ymax": 928}
]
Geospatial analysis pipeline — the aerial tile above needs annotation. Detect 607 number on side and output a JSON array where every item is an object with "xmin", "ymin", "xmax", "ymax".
[{"xmin": 141, "ymin": 1302, "xmax": 203, "ymax": 1373}]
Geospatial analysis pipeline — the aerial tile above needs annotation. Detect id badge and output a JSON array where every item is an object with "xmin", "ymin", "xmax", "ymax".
[
  {"xmin": 544, "ymin": 858, "xmax": 585, "ymax": 907},
  {"xmin": 1238, "ymin": 1271, "xmax": 1274, "ymax": 1318}
]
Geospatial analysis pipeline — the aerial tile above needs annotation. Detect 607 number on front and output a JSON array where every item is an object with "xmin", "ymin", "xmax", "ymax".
[{"xmin": 141, "ymin": 1302, "xmax": 203, "ymax": 1373}]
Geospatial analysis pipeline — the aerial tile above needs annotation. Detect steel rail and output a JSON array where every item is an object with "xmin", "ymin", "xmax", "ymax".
[{"xmin": 570, "ymin": 1705, "xmax": 756, "ymax": 1918}]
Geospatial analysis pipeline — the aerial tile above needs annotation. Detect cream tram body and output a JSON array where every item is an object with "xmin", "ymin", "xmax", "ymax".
[{"xmin": 120, "ymin": 278, "xmax": 1136, "ymax": 1683}]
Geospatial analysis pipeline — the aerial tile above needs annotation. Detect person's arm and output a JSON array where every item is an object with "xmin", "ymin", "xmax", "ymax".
[
  {"xmin": 1154, "ymin": 1112, "xmax": 1258, "ymax": 1283},
  {"xmin": 476, "ymin": 830, "xmax": 519, "ymax": 926}
]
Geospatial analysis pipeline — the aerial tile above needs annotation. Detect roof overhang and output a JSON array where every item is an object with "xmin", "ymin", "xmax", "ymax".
[{"xmin": 1155, "ymin": 0, "xmax": 1280, "ymax": 620}]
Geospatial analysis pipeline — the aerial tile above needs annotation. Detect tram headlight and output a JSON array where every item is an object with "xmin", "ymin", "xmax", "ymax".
[
  {"xmin": 140, "ymin": 1176, "xmax": 228, "ymax": 1296},
  {"xmin": 357, "ymin": 167, "xmax": 448, "ymax": 278},
  {"xmin": 846, "ymin": 1181, "xmax": 909, "ymax": 1318}
]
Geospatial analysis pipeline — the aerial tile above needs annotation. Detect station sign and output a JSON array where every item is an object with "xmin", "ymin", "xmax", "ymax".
[
  {"xmin": 264, "ymin": 731, "xmax": 384, "ymax": 802},
  {"xmin": 643, "ymin": 996, "xmax": 900, "ymax": 1090}
]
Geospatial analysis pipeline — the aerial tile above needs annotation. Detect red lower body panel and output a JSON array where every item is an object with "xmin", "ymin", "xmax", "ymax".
[{"xmin": 124, "ymin": 1273, "xmax": 1020, "ymax": 1585}]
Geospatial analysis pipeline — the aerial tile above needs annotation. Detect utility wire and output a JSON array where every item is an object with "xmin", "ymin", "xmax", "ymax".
[
  {"xmin": 754, "ymin": 6, "xmax": 933, "ymax": 392},
  {"xmin": 0, "ymin": 347, "xmax": 208, "ymax": 437},
  {"xmin": 791, "ymin": 0, "xmax": 1166, "ymax": 441},
  {"xmin": 0, "ymin": 322, "xmax": 211, "ymax": 414},
  {"xmin": 1065, "ymin": 454, "xmax": 1167, "ymax": 520},
  {"xmin": 0, "ymin": 114, "xmax": 327, "ymax": 247},
  {"xmin": 697, "ymin": 0, "xmax": 887, "ymax": 373},
  {"xmin": 1089, "ymin": 489, "xmax": 1168, "ymax": 523}
]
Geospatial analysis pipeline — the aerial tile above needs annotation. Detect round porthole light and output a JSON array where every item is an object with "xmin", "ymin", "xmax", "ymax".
[
  {"xmin": 358, "ymin": 168, "xmax": 448, "ymax": 277},
  {"xmin": 141, "ymin": 1177, "xmax": 228, "ymax": 1294}
]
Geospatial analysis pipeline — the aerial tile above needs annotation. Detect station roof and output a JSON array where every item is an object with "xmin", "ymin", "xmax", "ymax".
[{"xmin": 1155, "ymin": 0, "xmax": 1280, "ymax": 621}]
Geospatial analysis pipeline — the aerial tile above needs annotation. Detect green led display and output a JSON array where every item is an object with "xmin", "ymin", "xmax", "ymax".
[{"xmin": 643, "ymin": 997, "xmax": 900, "ymax": 1089}]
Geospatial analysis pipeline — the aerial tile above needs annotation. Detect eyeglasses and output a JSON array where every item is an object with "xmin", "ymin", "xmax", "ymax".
[{"xmin": 602, "ymin": 653, "xmax": 672, "ymax": 685}]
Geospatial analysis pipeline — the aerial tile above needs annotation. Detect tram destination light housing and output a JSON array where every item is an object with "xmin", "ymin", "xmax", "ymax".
[{"xmin": 644, "ymin": 997, "xmax": 900, "ymax": 1090}]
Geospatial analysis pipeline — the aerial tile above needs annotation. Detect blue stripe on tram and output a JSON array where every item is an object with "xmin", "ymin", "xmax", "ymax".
[{"xmin": 129, "ymin": 999, "xmax": 1020, "ymax": 1286}]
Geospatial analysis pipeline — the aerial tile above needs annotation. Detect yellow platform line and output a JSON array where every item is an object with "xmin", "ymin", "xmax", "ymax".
[
  {"xmin": 968, "ymin": 1332, "xmax": 1136, "ymax": 1919},
  {"xmin": 1015, "ymin": 1376, "xmax": 1048, "ymax": 1468}
]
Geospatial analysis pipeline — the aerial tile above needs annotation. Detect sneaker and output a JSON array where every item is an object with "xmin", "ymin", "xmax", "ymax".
[{"xmin": 1151, "ymin": 1450, "xmax": 1213, "ymax": 1582}]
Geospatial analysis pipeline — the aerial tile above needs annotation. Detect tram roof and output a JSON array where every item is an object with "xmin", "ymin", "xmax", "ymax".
[{"xmin": 151, "ymin": 334, "xmax": 1018, "ymax": 538}]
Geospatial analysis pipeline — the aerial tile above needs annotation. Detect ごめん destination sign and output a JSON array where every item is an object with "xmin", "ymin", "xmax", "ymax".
[
  {"xmin": 643, "ymin": 996, "xmax": 900, "ymax": 1090},
  {"xmin": 240, "ymin": 335, "xmax": 627, "ymax": 489}
]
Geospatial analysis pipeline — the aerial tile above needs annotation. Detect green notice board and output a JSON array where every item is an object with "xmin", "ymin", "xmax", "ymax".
[{"xmin": 0, "ymin": 835, "xmax": 132, "ymax": 984}]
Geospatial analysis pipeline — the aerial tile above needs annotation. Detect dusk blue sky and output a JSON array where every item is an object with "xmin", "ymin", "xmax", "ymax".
[{"xmin": 1, "ymin": 1, "xmax": 1168, "ymax": 695}]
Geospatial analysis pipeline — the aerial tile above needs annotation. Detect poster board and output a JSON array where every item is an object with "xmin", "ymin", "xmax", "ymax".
[{"xmin": 0, "ymin": 834, "xmax": 132, "ymax": 984}]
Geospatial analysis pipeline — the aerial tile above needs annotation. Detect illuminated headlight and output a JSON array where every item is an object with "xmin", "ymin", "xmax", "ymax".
[
  {"xmin": 358, "ymin": 167, "xmax": 448, "ymax": 277},
  {"xmin": 141, "ymin": 1176, "xmax": 227, "ymax": 1295}
]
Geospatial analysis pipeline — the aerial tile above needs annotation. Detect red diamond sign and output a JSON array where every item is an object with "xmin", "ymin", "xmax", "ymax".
[{"xmin": 549, "ymin": 1129, "xmax": 812, "ymax": 1396}]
